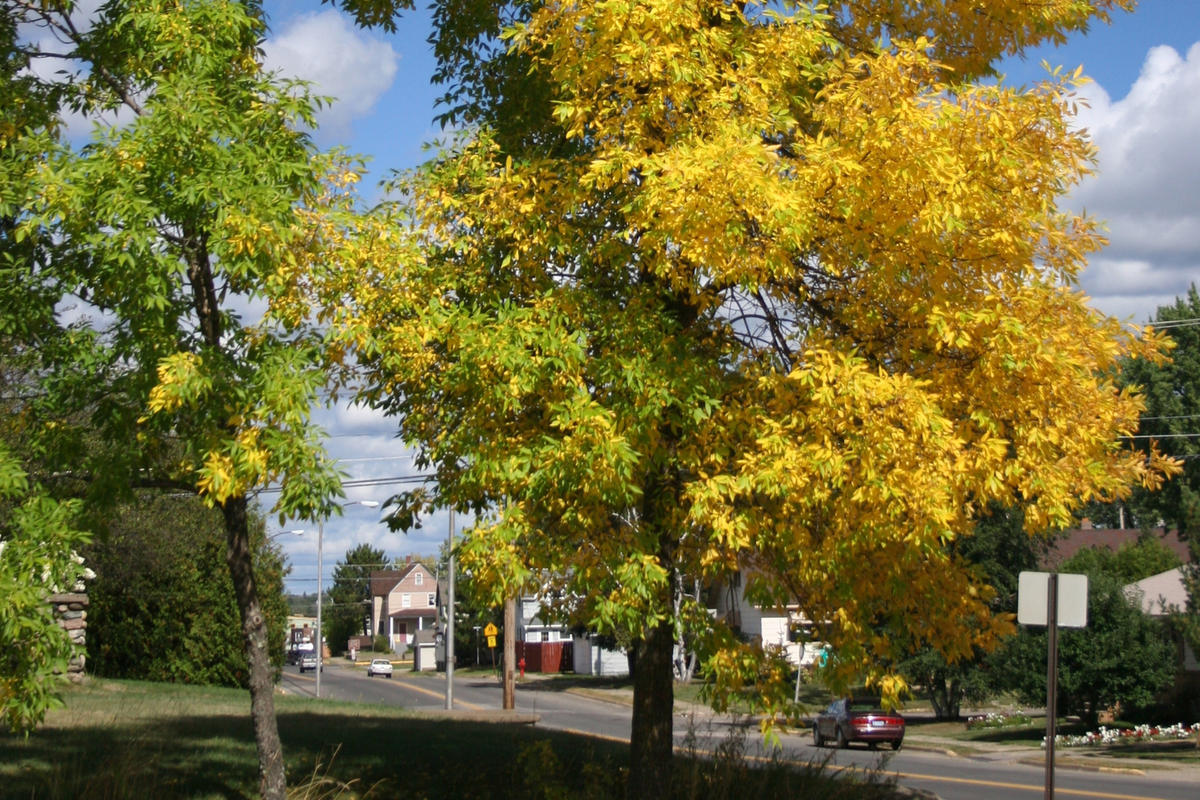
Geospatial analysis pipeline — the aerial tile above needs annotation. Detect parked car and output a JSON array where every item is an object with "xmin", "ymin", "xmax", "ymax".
[
  {"xmin": 366, "ymin": 658, "xmax": 393, "ymax": 678},
  {"xmin": 812, "ymin": 697, "xmax": 904, "ymax": 750},
  {"xmin": 299, "ymin": 654, "xmax": 321, "ymax": 673}
]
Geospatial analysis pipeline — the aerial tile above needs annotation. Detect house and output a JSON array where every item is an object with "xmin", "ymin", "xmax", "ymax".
[
  {"xmin": 1043, "ymin": 525, "xmax": 1191, "ymax": 568},
  {"xmin": 1125, "ymin": 567, "xmax": 1199, "ymax": 671},
  {"xmin": 709, "ymin": 569, "xmax": 824, "ymax": 668},
  {"xmin": 518, "ymin": 595, "xmax": 572, "ymax": 644},
  {"xmin": 369, "ymin": 562, "xmax": 438, "ymax": 653},
  {"xmin": 1124, "ymin": 566, "xmax": 1200, "ymax": 719}
]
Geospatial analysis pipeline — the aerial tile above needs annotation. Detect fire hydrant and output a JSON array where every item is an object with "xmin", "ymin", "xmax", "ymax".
[{"xmin": 518, "ymin": 657, "xmax": 526, "ymax": 679}]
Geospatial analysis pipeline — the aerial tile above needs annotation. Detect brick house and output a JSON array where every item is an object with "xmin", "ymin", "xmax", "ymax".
[{"xmin": 370, "ymin": 562, "xmax": 438, "ymax": 653}]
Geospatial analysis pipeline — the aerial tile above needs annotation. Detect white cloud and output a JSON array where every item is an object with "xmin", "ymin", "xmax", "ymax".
[
  {"xmin": 1071, "ymin": 43, "xmax": 1200, "ymax": 322},
  {"xmin": 261, "ymin": 9, "xmax": 399, "ymax": 141}
]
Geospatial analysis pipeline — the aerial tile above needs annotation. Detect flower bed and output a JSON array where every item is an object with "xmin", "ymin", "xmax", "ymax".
[
  {"xmin": 966, "ymin": 711, "xmax": 1032, "ymax": 729},
  {"xmin": 1046, "ymin": 722, "xmax": 1200, "ymax": 748}
]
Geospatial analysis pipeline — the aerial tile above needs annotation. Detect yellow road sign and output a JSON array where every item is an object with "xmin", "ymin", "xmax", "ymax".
[{"xmin": 483, "ymin": 622, "xmax": 498, "ymax": 637}]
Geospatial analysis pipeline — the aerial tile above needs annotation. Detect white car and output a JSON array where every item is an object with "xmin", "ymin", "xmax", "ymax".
[{"xmin": 366, "ymin": 658, "xmax": 393, "ymax": 678}]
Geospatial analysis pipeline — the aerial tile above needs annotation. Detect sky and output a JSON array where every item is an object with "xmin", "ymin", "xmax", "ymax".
[{"xmin": 257, "ymin": 1, "xmax": 1200, "ymax": 594}]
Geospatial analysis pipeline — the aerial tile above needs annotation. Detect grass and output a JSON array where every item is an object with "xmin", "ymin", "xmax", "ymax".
[{"xmin": 0, "ymin": 678, "xmax": 912, "ymax": 799}]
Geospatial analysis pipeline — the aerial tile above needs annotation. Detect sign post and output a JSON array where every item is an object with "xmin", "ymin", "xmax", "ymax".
[{"xmin": 1018, "ymin": 571, "xmax": 1088, "ymax": 800}]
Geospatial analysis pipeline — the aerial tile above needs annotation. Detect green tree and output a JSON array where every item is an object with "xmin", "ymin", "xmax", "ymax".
[
  {"xmin": 85, "ymin": 493, "xmax": 289, "ymax": 686},
  {"xmin": 324, "ymin": 1, "xmax": 1170, "ymax": 794},
  {"xmin": 1118, "ymin": 286, "xmax": 1200, "ymax": 539},
  {"xmin": 899, "ymin": 506, "xmax": 1052, "ymax": 720},
  {"xmin": 1060, "ymin": 536, "xmax": 1181, "ymax": 586},
  {"xmin": 993, "ymin": 541, "xmax": 1177, "ymax": 727},
  {"xmin": 326, "ymin": 543, "xmax": 386, "ymax": 654},
  {"xmin": 1117, "ymin": 287, "xmax": 1200, "ymax": 682},
  {"xmin": 2, "ymin": 3, "xmax": 356, "ymax": 794},
  {"xmin": 0, "ymin": 445, "xmax": 91, "ymax": 733}
]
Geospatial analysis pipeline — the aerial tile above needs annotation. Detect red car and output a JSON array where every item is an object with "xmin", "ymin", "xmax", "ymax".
[{"xmin": 812, "ymin": 698, "xmax": 904, "ymax": 750}]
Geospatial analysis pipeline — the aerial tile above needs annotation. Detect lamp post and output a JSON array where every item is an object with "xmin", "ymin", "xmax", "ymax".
[
  {"xmin": 270, "ymin": 529, "xmax": 305, "ymax": 542},
  {"xmin": 316, "ymin": 499, "xmax": 379, "ymax": 699}
]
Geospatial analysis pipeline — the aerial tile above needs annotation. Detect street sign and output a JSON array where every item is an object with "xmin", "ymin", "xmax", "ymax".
[
  {"xmin": 487, "ymin": 635, "xmax": 497, "ymax": 648},
  {"xmin": 483, "ymin": 622, "xmax": 498, "ymax": 638},
  {"xmin": 1017, "ymin": 571, "xmax": 1089, "ymax": 800},
  {"xmin": 1018, "ymin": 572, "xmax": 1088, "ymax": 627}
]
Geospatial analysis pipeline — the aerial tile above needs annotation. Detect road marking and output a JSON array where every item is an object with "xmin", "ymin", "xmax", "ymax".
[
  {"xmin": 891, "ymin": 770, "xmax": 1171, "ymax": 800},
  {"xmin": 390, "ymin": 677, "xmax": 487, "ymax": 711}
]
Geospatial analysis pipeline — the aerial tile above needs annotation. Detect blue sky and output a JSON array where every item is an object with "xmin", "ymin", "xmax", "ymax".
[{"xmin": 259, "ymin": 1, "xmax": 1200, "ymax": 594}]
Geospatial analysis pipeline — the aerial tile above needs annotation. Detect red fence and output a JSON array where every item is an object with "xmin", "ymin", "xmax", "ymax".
[{"xmin": 517, "ymin": 640, "xmax": 574, "ymax": 673}]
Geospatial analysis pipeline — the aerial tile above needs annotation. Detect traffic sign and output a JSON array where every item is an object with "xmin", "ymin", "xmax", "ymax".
[{"xmin": 483, "ymin": 622, "xmax": 498, "ymax": 637}]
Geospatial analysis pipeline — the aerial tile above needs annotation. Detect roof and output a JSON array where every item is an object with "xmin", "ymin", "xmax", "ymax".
[
  {"xmin": 1125, "ymin": 567, "xmax": 1191, "ymax": 616},
  {"xmin": 369, "ymin": 563, "xmax": 432, "ymax": 598},
  {"xmin": 1042, "ymin": 527, "xmax": 1191, "ymax": 569}
]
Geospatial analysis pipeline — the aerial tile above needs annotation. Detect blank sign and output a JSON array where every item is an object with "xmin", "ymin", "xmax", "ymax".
[{"xmin": 1017, "ymin": 571, "xmax": 1088, "ymax": 628}]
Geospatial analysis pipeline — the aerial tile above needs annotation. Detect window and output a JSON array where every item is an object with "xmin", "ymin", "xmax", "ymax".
[
  {"xmin": 415, "ymin": 571, "xmax": 423, "ymax": 587},
  {"xmin": 427, "ymin": 593, "xmax": 436, "ymax": 606},
  {"xmin": 402, "ymin": 593, "xmax": 411, "ymax": 609}
]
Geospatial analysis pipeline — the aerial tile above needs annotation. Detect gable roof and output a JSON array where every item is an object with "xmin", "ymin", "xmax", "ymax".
[
  {"xmin": 1042, "ymin": 527, "xmax": 1191, "ymax": 569},
  {"xmin": 1125, "ymin": 567, "xmax": 1191, "ymax": 616},
  {"xmin": 369, "ymin": 562, "xmax": 432, "ymax": 598}
]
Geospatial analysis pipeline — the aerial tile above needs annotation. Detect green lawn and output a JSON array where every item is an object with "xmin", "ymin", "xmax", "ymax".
[{"xmin": 1, "ymin": 678, "xmax": 911, "ymax": 799}]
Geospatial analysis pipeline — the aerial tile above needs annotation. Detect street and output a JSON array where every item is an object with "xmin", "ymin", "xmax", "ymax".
[{"xmin": 282, "ymin": 662, "xmax": 1198, "ymax": 800}]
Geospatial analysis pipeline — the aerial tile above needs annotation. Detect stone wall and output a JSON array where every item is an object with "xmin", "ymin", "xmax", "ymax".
[{"xmin": 49, "ymin": 592, "xmax": 88, "ymax": 682}]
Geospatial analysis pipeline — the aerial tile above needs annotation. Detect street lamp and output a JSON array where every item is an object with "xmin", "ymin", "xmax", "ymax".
[
  {"xmin": 269, "ymin": 528, "xmax": 305, "ymax": 542},
  {"xmin": 316, "ymin": 499, "xmax": 379, "ymax": 699}
]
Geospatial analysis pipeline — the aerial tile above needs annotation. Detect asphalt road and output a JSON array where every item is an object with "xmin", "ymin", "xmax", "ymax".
[{"xmin": 282, "ymin": 662, "xmax": 1199, "ymax": 800}]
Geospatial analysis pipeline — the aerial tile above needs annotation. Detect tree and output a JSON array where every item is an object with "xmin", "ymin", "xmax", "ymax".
[
  {"xmin": 321, "ymin": 1, "xmax": 1175, "ymax": 794},
  {"xmin": 1117, "ymin": 287, "xmax": 1200, "ymax": 679},
  {"xmin": 85, "ymin": 493, "xmax": 289, "ymax": 686},
  {"xmin": 899, "ymin": 505, "xmax": 1052, "ymax": 720},
  {"xmin": 326, "ymin": 543, "xmax": 387, "ymax": 653},
  {"xmin": 0, "ymin": 445, "xmax": 91, "ymax": 732},
  {"xmin": 3, "ymin": 3, "xmax": 355, "ymax": 795},
  {"xmin": 993, "ymin": 541, "xmax": 1177, "ymax": 727},
  {"xmin": 1118, "ymin": 286, "xmax": 1200, "ymax": 538}
]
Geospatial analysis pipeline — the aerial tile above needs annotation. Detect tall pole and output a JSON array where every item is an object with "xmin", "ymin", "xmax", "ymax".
[
  {"xmin": 1044, "ymin": 573, "xmax": 1059, "ymax": 800},
  {"xmin": 503, "ymin": 595, "xmax": 516, "ymax": 709},
  {"xmin": 314, "ymin": 499, "xmax": 379, "ymax": 700},
  {"xmin": 445, "ymin": 508, "xmax": 455, "ymax": 709},
  {"xmin": 316, "ymin": 517, "xmax": 324, "ymax": 699}
]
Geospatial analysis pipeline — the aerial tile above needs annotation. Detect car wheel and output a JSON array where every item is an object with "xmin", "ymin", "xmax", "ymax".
[
  {"xmin": 813, "ymin": 726, "xmax": 824, "ymax": 747},
  {"xmin": 891, "ymin": 739, "xmax": 903, "ymax": 751},
  {"xmin": 836, "ymin": 727, "xmax": 848, "ymax": 749}
]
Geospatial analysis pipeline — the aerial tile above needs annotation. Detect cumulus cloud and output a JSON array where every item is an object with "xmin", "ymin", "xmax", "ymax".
[
  {"xmin": 261, "ymin": 9, "xmax": 399, "ymax": 141},
  {"xmin": 1071, "ymin": 43, "xmax": 1200, "ymax": 321}
]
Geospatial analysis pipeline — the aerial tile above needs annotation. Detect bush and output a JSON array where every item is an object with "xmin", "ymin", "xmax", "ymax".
[{"xmin": 373, "ymin": 635, "xmax": 390, "ymax": 654}]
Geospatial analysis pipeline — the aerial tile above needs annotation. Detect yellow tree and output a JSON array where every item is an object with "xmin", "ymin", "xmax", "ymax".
[{"xmin": 321, "ymin": 1, "xmax": 1175, "ymax": 794}]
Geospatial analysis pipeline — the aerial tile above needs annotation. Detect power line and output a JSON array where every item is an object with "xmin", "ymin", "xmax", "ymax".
[{"xmin": 1149, "ymin": 317, "xmax": 1200, "ymax": 330}]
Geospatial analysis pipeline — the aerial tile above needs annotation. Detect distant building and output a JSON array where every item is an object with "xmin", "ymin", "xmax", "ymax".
[{"xmin": 369, "ymin": 562, "xmax": 438, "ymax": 653}]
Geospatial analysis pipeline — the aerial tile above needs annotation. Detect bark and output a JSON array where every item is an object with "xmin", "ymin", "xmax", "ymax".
[
  {"xmin": 628, "ymin": 616, "xmax": 675, "ymax": 799},
  {"xmin": 222, "ymin": 494, "xmax": 287, "ymax": 800}
]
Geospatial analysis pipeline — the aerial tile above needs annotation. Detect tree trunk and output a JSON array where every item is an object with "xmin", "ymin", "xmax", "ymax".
[
  {"xmin": 223, "ymin": 495, "xmax": 287, "ymax": 800},
  {"xmin": 628, "ymin": 616, "xmax": 675, "ymax": 799}
]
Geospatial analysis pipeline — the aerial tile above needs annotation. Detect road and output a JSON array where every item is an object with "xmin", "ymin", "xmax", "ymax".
[{"xmin": 282, "ymin": 662, "xmax": 1197, "ymax": 800}]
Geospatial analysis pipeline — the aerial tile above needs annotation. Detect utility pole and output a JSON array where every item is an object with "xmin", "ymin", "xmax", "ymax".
[
  {"xmin": 445, "ymin": 508, "xmax": 455, "ymax": 710},
  {"xmin": 503, "ymin": 595, "xmax": 516, "ymax": 710}
]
